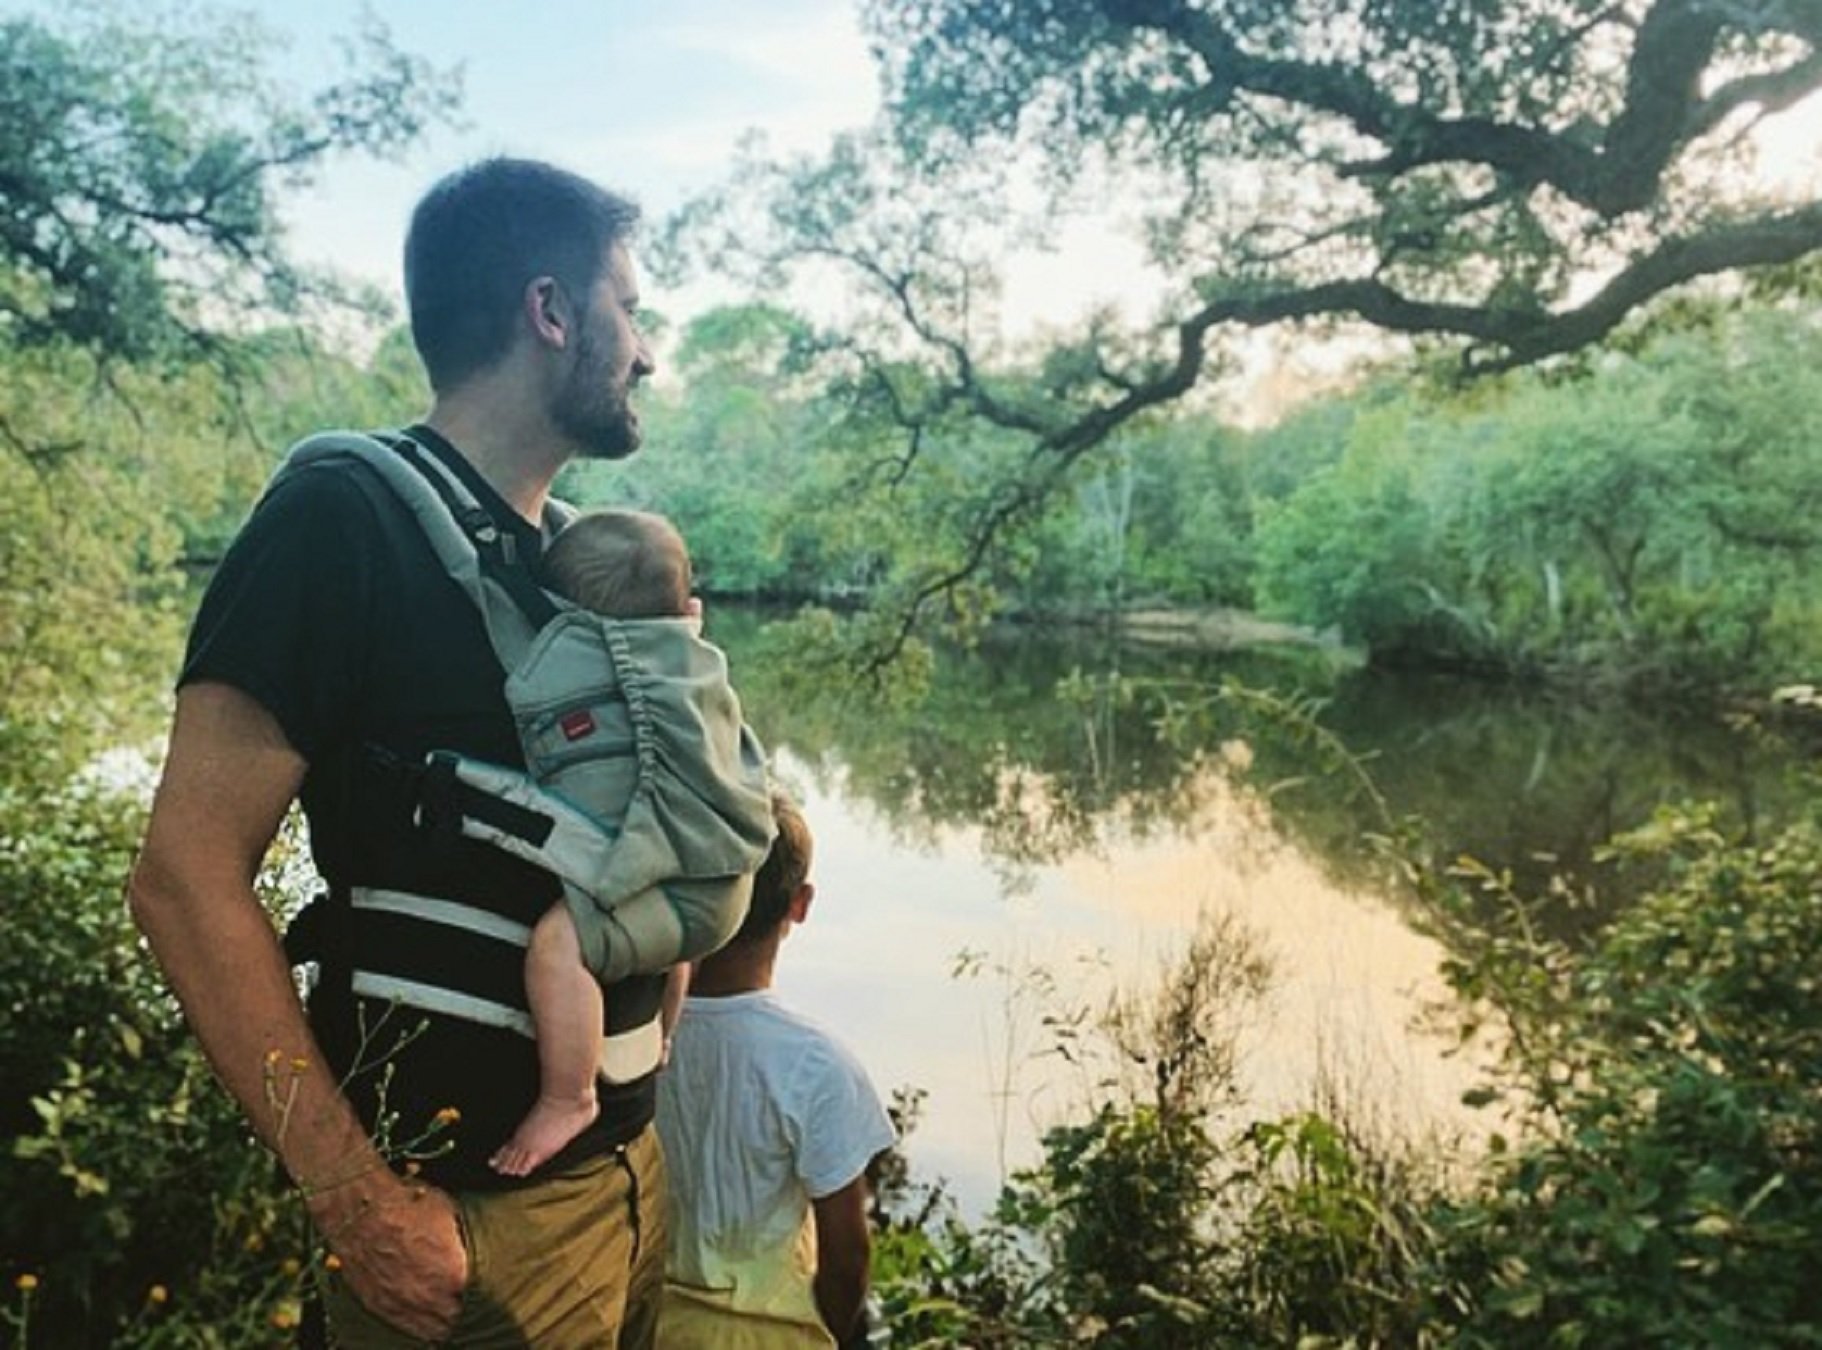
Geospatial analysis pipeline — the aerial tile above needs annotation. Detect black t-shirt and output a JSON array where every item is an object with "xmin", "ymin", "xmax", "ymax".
[{"xmin": 182, "ymin": 426, "xmax": 657, "ymax": 1188}]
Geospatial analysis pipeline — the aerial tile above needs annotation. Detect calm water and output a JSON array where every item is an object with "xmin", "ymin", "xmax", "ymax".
[{"xmin": 709, "ymin": 612, "xmax": 1804, "ymax": 1214}]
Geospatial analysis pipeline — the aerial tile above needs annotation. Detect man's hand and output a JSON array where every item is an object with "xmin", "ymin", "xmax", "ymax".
[{"xmin": 314, "ymin": 1173, "xmax": 469, "ymax": 1340}]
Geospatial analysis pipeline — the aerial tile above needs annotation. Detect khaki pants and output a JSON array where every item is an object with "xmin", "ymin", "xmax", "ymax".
[{"xmin": 322, "ymin": 1126, "xmax": 667, "ymax": 1349}]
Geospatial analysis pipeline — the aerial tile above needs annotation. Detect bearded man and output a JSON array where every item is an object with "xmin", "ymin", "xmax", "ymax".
[{"xmin": 129, "ymin": 158, "xmax": 669, "ymax": 1348}]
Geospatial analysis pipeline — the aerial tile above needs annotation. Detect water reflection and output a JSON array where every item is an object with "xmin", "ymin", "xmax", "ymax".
[
  {"xmin": 764, "ymin": 750, "xmax": 1484, "ymax": 1214},
  {"xmin": 708, "ymin": 612, "xmax": 1803, "ymax": 1211}
]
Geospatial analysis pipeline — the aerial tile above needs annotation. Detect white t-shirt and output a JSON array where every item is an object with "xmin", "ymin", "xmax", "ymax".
[{"xmin": 656, "ymin": 990, "xmax": 896, "ymax": 1345}]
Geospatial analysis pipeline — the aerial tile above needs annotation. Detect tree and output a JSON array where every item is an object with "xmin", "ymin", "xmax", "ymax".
[
  {"xmin": 0, "ymin": 8, "xmax": 457, "ymax": 772},
  {"xmin": 672, "ymin": 0, "xmax": 1822, "ymax": 658},
  {"xmin": 0, "ymin": 6, "xmax": 459, "ymax": 363},
  {"xmin": 0, "ymin": 14, "xmax": 457, "ymax": 1341}
]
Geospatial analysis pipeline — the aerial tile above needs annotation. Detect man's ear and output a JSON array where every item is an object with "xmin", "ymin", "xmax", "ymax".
[
  {"xmin": 523, "ymin": 276, "xmax": 572, "ymax": 351},
  {"xmin": 788, "ymin": 882, "xmax": 815, "ymax": 925}
]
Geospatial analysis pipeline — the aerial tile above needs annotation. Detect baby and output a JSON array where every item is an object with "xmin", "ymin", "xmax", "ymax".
[{"xmin": 490, "ymin": 508, "xmax": 765, "ymax": 1176}]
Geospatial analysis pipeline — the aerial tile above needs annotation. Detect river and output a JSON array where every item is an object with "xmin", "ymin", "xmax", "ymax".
[{"xmin": 708, "ymin": 609, "xmax": 1806, "ymax": 1215}]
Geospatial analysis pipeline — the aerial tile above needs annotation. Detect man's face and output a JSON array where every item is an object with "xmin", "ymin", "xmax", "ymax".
[{"xmin": 553, "ymin": 242, "xmax": 654, "ymax": 461}]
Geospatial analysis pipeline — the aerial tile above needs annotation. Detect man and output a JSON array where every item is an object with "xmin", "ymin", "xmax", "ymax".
[{"xmin": 128, "ymin": 158, "xmax": 664, "ymax": 1346}]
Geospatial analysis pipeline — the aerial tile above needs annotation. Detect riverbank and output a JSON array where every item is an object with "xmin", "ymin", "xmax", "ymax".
[{"xmin": 1005, "ymin": 603, "xmax": 1341, "ymax": 653}]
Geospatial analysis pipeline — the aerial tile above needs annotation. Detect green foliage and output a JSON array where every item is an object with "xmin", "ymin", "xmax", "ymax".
[
  {"xmin": 1422, "ymin": 798, "xmax": 1822, "ymax": 1346},
  {"xmin": 0, "ymin": 14, "xmax": 453, "ymax": 1340},
  {"xmin": 0, "ymin": 772, "xmax": 316, "ymax": 1347},
  {"xmin": 1232, "ymin": 1113, "xmax": 1440, "ymax": 1346},
  {"xmin": 1014, "ymin": 1104, "xmax": 1226, "ymax": 1348},
  {"xmin": 0, "ymin": 4, "xmax": 459, "ymax": 360},
  {"xmin": 1251, "ymin": 308, "xmax": 1822, "ymax": 689},
  {"xmin": 629, "ymin": 290, "xmax": 1822, "ymax": 696},
  {"xmin": 0, "ymin": 347, "xmax": 261, "ymax": 773}
]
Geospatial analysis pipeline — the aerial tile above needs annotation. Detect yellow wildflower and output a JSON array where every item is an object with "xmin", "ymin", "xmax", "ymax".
[
  {"xmin": 280, "ymin": 1258, "xmax": 301, "ymax": 1277},
  {"xmin": 15, "ymin": 1273, "xmax": 39, "ymax": 1292},
  {"xmin": 147, "ymin": 1285, "xmax": 168, "ymax": 1305},
  {"xmin": 323, "ymin": 1253, "xmax": 343, "ymax": 1273},
  {"xmin": 433, "ymin": 1106, "xmax": 462, "ymax": 1126}
]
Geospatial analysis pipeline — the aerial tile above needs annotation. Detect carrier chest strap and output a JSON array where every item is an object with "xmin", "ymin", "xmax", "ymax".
[
  {"xmin": 273, "ymin": 431, "xmax": 562, "ymax": 673},
  {"xmin": 344, "ymin": 886, "xmax": 663, "ymax": 1084}
]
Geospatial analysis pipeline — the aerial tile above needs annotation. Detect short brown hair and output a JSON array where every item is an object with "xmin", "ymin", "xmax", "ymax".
[
  {"xmin": 404, "ymin": 158, "xmax": 641, "ymax": 392},
  {"xmin": 544, "ymin": 510, "xmax": 691, "ymax": 618},
  {"xmin": 728, "ymin": 791, "xmax": 813, "ymax": 946}
]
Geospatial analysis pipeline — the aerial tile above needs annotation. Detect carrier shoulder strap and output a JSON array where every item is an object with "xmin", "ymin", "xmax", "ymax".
[{"xmin": 273, "ymin": 430, "xmax": 568, "ymax": 672}]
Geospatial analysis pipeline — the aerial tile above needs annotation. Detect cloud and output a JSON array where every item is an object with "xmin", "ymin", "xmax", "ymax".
[{"xmin": 655, "ymin": 5, "xmax": 877, "ymax": 99}]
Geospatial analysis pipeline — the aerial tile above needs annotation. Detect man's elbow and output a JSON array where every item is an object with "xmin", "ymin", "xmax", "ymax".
[{"xmin": 126, "ymin": 841, "xmax": 190, "ymax": 939}]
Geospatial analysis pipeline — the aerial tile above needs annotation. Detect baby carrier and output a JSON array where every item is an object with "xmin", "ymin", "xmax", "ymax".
[{"xmin": 276, "ymin": 431, "xmax": 773, "ymax": 1081}]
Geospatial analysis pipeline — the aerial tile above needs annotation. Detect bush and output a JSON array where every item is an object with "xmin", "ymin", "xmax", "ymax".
[
  {"xmin": 0, "ymin": 767, "xmax": 317, "ymax": 1347},
  {"xmin": 1428, "ymin": 801, "xmax": 1822, "ymax": 1346}
]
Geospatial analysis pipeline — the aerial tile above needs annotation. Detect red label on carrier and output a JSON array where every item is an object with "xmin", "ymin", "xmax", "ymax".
[{"xmin": 559, "ymin": 710, "xmax": 597, "ymax": 742}]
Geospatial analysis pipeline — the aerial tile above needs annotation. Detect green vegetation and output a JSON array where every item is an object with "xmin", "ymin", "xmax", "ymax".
[
  {"xmin": 866, "ymin": 790, "xmax": 1822, "ymax": 1346},
  {"xmin": 3, "ymin": 2, "xmax": 1821, "ymax": 1346},
  {"xmin": 666, "ymin": 0, "xmax": 1822, "ymax": 655},
  {"xmin": 0, "ymin": 7, "xmax": 452, "ymax": 1344},
  {"xmin": 1250, "ymin": 312, "xmax": 1822, "ymax": 692},
  {"xmin": 581, "ymin": 301, "xmax": 1822, "ymax": 696}
]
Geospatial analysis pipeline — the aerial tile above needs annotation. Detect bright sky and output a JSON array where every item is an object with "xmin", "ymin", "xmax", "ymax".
[
  {"xmin": 246, "ymin": 0, "xmax": 1164, "ymax": 346},
  {"xmin": 21, "ymin": 0, "xmax": 1822, "ymax": 412},
  {"xmin": 273, "ymin": 0, "xmax": 881, "ymax": 308}
]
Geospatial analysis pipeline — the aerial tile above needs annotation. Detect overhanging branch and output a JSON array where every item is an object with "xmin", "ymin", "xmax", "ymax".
[{"xmin": 1101, "ymin": 0, "xmax": 1820, "ymax": 219}]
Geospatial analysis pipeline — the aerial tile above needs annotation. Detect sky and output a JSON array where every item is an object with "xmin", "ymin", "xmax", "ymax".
[
  {"xmin": 261, "ymin": 0, "xmax": 1168, "ymax": 356},
  {"xmin": 275, "ymin": 0, "xmax": 882, "ymax": 303},
  {"xmin": 17, "ymin": 0, "xmax": 1821, "ymax": 412}
]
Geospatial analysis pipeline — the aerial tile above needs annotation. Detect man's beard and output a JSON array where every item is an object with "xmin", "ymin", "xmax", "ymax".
[{"xmin": 555, "ymin": 323, "xmax": 641, "ymax": 460}]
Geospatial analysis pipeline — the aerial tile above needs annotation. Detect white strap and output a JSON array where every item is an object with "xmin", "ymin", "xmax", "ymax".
[
  {"xmin": 350, "ymin": 886, "xmax": 532, "ymax": 946},
  {"xmin": 347, "ymin": 887, "xmax": 664, "ymax": 1084}
]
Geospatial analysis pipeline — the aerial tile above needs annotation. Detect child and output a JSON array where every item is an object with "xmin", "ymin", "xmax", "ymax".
[
  {"xmin": 490, "ymin": 508, "xmax": 770, "ymax": 1176},
  {"xmin": 656, "ymin": 792, "xmax": 896, "ymax": 1348}
]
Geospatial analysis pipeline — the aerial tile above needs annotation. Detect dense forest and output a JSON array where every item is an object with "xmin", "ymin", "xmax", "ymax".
[
  {"xmin": 574, "ymin": 297, "xmax": 1822, "ymax": 698},
  {"xmin": 3, "ymin": 2, "xmax": 1821, "ymax": 1346}
]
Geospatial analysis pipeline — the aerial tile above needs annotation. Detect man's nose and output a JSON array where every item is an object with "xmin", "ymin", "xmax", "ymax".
[{"xmin": 633, "ymin": 336, "xmax": 656, "ymax": 381}]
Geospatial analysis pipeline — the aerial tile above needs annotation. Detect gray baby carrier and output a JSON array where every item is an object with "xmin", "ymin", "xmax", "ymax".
[{"xmin": 274, "ymin": 431, "xmax": 773, "ymax": 1080}]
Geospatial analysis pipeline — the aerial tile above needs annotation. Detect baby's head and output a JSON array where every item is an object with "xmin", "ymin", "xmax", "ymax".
[{"xmin": 544, "ymin": 509, "xmax": 692, "ymax": 619}]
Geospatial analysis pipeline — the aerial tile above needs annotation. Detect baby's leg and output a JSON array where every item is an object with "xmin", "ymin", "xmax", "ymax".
[{"xmin": 490, "ymin": 903, "xmax": 603, "ymax": 1177}]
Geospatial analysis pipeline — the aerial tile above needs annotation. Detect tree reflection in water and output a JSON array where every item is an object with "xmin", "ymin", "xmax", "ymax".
[{"xmin": 702, "ymin": 608, "xmax": 1807, "ymax": 1207}]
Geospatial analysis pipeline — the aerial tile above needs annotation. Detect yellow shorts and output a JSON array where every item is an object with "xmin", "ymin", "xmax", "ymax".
[{"xmin": 321, "ymin": 1125, "xmax": 666, "ymax": 1349}]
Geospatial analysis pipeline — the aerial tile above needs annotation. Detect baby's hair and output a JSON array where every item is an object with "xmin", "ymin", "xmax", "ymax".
[{"xmin": 544, "ymin": 509, "xmax": 692, "ymax": 618}]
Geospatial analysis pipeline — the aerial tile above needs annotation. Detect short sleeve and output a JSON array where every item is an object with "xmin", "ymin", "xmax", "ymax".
[
  {"xmin": 789, "ymin": 1038, "xmax": 898, "ymax": 1201},
  {"xmin": 181, "ymin": 464, "xmax": 379, "ymax": 763}
]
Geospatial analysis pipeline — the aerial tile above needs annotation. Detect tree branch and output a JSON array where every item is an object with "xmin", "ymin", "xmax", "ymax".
[{"xmin": 1104, "ymin": 0, "xmax": 1820, "ymax": 219}]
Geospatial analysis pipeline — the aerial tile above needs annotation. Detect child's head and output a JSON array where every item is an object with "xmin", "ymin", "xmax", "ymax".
[
  {"xmin": 544, "ymin": 509, "xmax": 692, "ymax": 619},
  {"xmin": 727, "ymin": 790, "xmax": 814, "ymax": 947}
]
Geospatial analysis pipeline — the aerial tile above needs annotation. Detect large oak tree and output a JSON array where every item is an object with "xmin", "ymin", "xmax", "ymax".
[{"xmin": 676, "ymin": 0, "xmax": 1822, "ymax": 660}]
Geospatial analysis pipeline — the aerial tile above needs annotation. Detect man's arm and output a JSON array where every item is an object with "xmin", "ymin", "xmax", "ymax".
[
  {"xmin": 128, "ymin": 681, "xmax": 466, "ymax": 1339},
  {"xmin": 811, "ymin": 1174, "xmax": 873, "ymax": 1344}
]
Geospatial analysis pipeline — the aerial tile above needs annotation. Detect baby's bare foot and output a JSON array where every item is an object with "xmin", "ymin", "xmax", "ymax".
[{"xmin": 489, "ymin": 1094, "xmax": 599, "ymax": 1177}]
